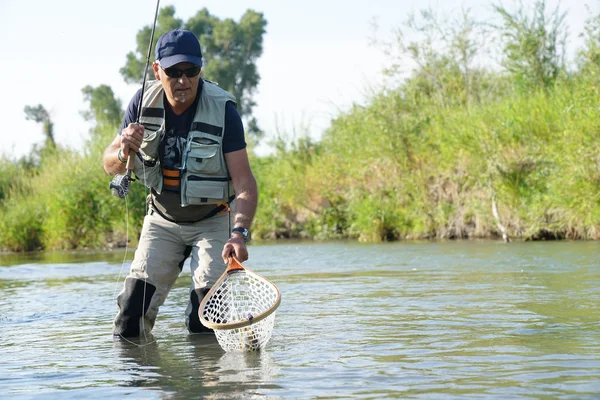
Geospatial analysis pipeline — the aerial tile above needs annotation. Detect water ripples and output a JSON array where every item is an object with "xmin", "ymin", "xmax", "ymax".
[{"xmin": 0, "ymin": 241, "xmax": 599, "ymax": 398}]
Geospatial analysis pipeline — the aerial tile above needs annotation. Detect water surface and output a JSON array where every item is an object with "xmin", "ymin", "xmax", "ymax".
[{"xmin": 1, "ymin": 241, "xmax": 599, "ymax": 399}]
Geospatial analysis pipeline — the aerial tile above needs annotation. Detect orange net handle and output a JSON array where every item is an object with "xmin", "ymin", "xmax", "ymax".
[{"xmin": 226, "ymin": 257, "xmax": 245, "ymax": 273}]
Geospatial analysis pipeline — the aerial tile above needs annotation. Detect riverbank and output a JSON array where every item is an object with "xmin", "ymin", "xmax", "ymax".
[{"xmin": 3, "ymin": 1, "xmax": 600, "ymax": 251}]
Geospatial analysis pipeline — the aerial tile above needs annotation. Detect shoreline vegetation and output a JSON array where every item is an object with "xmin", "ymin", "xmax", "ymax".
[{"xmin": 3, "ymin": 1, "xmax": 600, "ymax": 252}]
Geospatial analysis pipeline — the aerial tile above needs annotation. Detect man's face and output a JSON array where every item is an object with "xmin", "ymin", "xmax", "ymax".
[{"xmin": 153, "ymin": 61, "xmax": 201, "ymax": 107}]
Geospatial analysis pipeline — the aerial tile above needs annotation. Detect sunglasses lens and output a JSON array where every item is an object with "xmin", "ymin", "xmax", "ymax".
[
  {"xmin": 164, "ymin": 66, "xmax": 201, "ymax": 78},
  {"xmin": 164, "ymin": 68, "xmax": 182, "ymax": 78},
  {"xmin": 185, "ymin": 67, "xmax": 201, "ymax": 77}
]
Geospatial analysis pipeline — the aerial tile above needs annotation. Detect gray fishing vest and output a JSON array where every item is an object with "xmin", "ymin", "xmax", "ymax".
[{"xmin": 133, "ymin": 79, "xmax": 236, "ymax": 207}]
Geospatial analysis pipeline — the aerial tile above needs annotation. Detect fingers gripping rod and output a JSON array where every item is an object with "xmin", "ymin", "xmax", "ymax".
[{"xmin": 110, "ymin": 0, "xmax": 161, "ymax": 198}]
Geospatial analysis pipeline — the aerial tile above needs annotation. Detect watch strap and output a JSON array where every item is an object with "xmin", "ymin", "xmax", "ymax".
[
  {"xmin": 231, "ymin": 227, "xmax": 250, "ymax": 242},
  {"xmin": 117, "ymin": 148, "xmax": 127, "ymax": 163}
]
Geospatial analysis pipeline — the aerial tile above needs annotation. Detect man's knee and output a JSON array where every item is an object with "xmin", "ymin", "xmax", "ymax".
[{"xmin": 114, "ymin": 278, "xmax": 157, "ymax": 337}]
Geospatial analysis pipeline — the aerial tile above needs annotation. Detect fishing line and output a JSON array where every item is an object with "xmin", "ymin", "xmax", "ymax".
[
  {"xmin": 112, "ymin": 193, "xmax": 130, "ymax": 302},
  {"xmin": 136, "ymin": 0, "xmax": 160, "ymax": 347},
  {"xmin": 112, "ymin": 182, "xmax": 156, "ymax": 348},
  {"xmin": 113, "ymin": 189, "xmax": 157, "ymax": 348},
  {"xmin": 112, "ymin": 0, "xmax": 160, "ymax": 349}
]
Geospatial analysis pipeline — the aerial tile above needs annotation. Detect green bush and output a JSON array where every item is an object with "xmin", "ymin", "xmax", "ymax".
[{"xmin": 0, "ymin": 192, "xmax": 45, "ymax": 252}]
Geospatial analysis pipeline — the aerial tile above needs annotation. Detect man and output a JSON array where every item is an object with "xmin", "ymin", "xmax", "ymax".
[{"xmin": 103, "ymin": 29, "xmax": 258, "ymax": 338}]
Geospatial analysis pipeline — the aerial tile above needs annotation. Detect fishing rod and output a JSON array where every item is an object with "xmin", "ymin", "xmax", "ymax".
[{"xmin": 110, "ymin": 0, "xmax": 161, "ymax": 198}]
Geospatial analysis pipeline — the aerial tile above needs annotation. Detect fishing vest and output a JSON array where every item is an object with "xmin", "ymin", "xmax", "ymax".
[{"xmin": 133, "ymin": 79, "xmax": 236, "ymax": 207}]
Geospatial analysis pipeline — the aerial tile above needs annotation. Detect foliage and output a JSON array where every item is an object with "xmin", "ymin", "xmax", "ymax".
[
  {"xmin": 250, "ymin": 1, "xmax": 600, "ymax": 242},
  {"xmin": 23, "ymin": 104, "xmax": 55, "ymax": 148},
  {"xmin": 251, "ymin": 136, "xmax": 320, "ymax": 239},
  {"xmin": 186, "ymin": 9, "xmax": 266, "ymax": 119},
  {"xmin": 22, "ymin": 104, "xmax": 58, "ymax": 168},
  {"xmin": 0, "ymin": 127, "xmax": 146, "ymax": 252},
  {"xmin": 81, "ymin": 85, "xmax": 124, "ymax": 130},
  {"xmin": 493, "ymin": 0, "xmax": 567, "ymax": 91},
  {"xmin": 383, "ymin": 7, "xmax": 499, "ymax": 108},
  {"xmin": 252, "ymin": 76, "xmax": 600, "ymax": 242},
  {"xmin": 0, "ymin": 193, "xmax": 45, "ymax": 252},
  {"xmin": 3, "ymin": 1, "xmax": 600, "ymax": 252},
  {"xmin": 120, "ymin": 5, "xmax": 182, "ymax": 85},
  {"xmin": 578, "ymin": 4, "xmax": 600, "ymax": 81},
  {"xmin": 0, "ymin": 156, "xmax": 27, "ymax": 203}
]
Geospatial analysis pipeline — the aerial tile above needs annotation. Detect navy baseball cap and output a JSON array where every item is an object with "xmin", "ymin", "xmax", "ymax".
[{"xmin": 155, "ymin": 29, "xmax": 203, "ymax": 68}]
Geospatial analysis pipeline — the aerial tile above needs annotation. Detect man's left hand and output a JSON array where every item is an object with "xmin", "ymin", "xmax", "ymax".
[{"xmin": 222, "ymin": 236, "xmax": 248, "ymax": 263}]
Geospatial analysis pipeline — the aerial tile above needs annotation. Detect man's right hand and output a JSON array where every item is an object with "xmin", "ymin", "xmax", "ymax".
[{"xmin": 120, "ymin": 123, "xmax": 145, "ymax": 157}]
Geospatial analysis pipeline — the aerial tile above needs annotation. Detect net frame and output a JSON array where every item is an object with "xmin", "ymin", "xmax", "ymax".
[{"xmin": 199, "ymin": 258, "xmax": 281, "ymax": 332}]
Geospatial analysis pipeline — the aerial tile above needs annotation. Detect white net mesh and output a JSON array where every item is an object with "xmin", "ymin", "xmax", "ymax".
[
  {"xmin": 201, "ymin": 270, "xmax": 280, "ymax": 352},
  {"xmin": 214, "ymin": 313, "xmax": 276, "ymax": 352}
]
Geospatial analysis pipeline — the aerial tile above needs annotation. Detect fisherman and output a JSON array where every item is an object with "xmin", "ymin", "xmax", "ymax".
[{"xmin": 103, "ymin": 29, "xmax": 257, "ymax": 337}]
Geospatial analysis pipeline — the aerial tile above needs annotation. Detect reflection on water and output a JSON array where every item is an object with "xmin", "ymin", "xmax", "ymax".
[
  {"xmin": 112, "ymin": 335, "xmax": 280, "ymax": 399},
  {"xmin": 0, "ymin": 241, "xmax": 599, "ymax": 399}
]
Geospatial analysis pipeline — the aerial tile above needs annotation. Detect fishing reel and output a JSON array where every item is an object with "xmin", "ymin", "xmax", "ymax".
[
  {"xmin": 110, "ymin": 152, "xmax": 136, "ymax": 198},
  {"xmin": 109, "ymin": 172, "xmax": 134, "ymax": 198}
]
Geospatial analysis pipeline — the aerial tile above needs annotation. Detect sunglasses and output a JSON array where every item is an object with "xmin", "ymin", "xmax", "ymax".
[{"xmin": 161, "ymin": 66, "xmax": 201, "ymax": 79}]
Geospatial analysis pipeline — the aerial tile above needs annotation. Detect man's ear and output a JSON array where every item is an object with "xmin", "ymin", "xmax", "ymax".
[{"xmin": 152, "ymin": 61, "xmax": 161, "ymax": 80}]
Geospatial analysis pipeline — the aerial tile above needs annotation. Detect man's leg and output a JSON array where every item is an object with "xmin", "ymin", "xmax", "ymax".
[
  {"xmin": 114, "ymin": 212, "xmax": 188, "ymax": 338},
  {"xmin": 183, "ymin": 213, "xmax": 230, "ymax": 333}
]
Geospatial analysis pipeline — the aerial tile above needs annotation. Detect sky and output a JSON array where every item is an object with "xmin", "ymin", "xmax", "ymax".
[{"xmin": 0, "ymin": 0, "xmax": 593, "ymax": 159}]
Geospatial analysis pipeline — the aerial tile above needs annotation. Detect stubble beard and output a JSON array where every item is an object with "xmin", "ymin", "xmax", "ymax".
[{"xmin": 174, "ymin": 92, "xmax": 187, "ymax": 103}]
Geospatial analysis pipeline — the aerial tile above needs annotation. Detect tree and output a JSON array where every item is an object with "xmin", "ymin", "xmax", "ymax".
[
  {"xmin": 493, "ymin": 0, "xmax": 567, "ymax": 90},
  {"xmin": 120, "ymin": 6, "xmax": 182, "ymax": 85},
  {"xmin": 120, "ymin": 6, "xmax": 267, "ymax": 138},
  {"xmin": 380, "ymin": 7, "xmax": 496, "ymax": 109},
  {"xmin": 577, "ymin": 5, "xmax": 600, "ymax": 79},
  {"xmin": 24, "ymin": 104, "xmax": 55, "ymax": 148},
  {"xmin": 81, "ymin": 85, "xmax": 123, "ymax": 129}
]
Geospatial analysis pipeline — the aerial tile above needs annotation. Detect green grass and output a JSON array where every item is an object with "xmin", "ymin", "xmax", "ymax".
[{"xmin": 4, "ymin": 29, "xmax": 600, "ymax": 250}]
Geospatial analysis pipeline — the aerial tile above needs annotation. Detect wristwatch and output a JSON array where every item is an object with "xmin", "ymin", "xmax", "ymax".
[{"xmin": 231, "ymin": 227, "xmax": 251, "ymax": 243}]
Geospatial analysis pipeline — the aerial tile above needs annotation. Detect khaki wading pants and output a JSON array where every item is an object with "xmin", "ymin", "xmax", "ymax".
[{"xmin": 113, "ymin": 208, "xmax": 230, "ymax": 337}]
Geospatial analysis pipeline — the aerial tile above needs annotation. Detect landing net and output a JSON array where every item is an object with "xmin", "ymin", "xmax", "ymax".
[{"xmin": 200, "ymin": 269, "xmax": 280, "ymax": 352}]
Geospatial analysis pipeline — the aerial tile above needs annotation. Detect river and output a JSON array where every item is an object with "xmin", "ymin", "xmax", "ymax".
[{"xmin": 1, "ymin": 240, "xmax": 599, "ymax": 399}]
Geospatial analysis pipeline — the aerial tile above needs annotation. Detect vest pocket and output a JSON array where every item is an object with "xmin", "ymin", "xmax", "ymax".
[
  {"xmin": 139, "ymin": 128, "xmax": 162, "ymax": 162},
  {"xmin": 181, "ymin": 178, "xmax": 226, "ymax": 205},
  {"xmin": 134, "ymin": 157, "xmax": 162, "ymax": 192},
  {"xmin": 187, "ymin": 141, "xmax": 221, "ymax": 174}
]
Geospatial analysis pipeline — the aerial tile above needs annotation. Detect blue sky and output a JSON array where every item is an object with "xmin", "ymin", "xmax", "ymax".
[{"xmin": 0, "ymin": 0, "xmax": 592, "ymax": 158}]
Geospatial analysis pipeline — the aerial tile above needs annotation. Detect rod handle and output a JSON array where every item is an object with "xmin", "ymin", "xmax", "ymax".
[{"xmin": 126, "ymin": 153, "xmax": 135, "ymax": 171}]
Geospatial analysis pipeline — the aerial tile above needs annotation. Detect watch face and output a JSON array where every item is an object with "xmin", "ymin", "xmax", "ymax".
[{"xmin": 232, "ymin": 227, "xmax": 250, "ymax": 242}]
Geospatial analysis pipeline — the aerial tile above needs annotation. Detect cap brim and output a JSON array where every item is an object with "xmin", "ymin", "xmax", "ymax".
[{"xmin": 159, "ymin": 54, "xmax": 203, "ymax": 68}]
